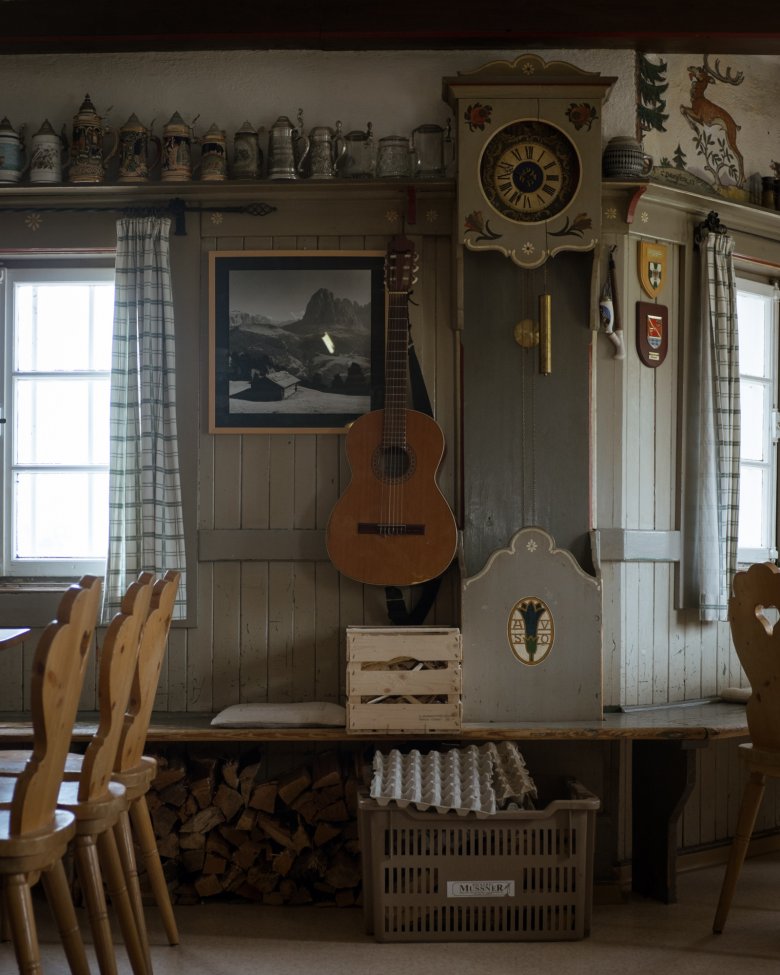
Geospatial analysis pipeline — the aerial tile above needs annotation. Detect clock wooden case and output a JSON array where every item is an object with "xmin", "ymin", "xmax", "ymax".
[{"xmin": 444, "ymin": 55, "xmax": 616, "ymax": 268}]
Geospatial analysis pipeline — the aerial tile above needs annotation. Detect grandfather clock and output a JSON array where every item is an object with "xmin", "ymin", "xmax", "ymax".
[{"xmin": 444, "ymin": 55, "xmax": 615, "ymax": 575}]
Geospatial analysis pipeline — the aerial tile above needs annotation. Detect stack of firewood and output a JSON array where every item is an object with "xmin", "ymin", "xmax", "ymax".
[{"xmin": 143, "ymin": 748, "xmax": 363, "ymax": 906}]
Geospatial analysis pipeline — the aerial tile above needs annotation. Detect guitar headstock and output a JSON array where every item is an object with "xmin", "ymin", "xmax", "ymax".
[{"xmin": 385, "ymin": 236, "xmax": 418, "ymax": 294}]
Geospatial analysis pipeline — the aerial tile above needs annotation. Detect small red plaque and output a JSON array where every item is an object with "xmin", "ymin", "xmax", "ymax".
[{"xmin": 636, "ymin": 301, "xmax": 668, "ymax": 368}]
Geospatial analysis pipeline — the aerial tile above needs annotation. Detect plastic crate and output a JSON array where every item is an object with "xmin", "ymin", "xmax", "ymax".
[{"xmin": 358, "ymin": 778, "xmax": 599, "ymax": 941}]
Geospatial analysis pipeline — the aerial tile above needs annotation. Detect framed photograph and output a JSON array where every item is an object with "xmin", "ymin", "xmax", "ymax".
[{"xmin": 209, "ymin": 250, "xmax": 386, "ymax": 434}]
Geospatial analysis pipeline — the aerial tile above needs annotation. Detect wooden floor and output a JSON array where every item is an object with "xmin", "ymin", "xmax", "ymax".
[{"xmin": 14, "ymin": 851, "xmax": 780, "ymax": 974}]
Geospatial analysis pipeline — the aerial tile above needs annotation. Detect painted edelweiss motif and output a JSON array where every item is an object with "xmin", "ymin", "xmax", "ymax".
[{"xmin": 25, "ymin": 213, "xmax": 42, "ymax": 231}]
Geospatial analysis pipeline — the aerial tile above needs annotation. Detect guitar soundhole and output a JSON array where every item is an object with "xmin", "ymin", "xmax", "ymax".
[{"xmin": 372, "ymin": 444, "xmax": 416, "ymax": 483}]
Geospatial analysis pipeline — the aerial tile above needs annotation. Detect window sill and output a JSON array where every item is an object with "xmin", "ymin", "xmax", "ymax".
[{"xmin": 0, "ymin": 580, "xmax": 73, "ymax": 593}]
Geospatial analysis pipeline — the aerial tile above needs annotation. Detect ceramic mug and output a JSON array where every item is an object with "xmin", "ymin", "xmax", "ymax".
[
  {"xmin": 161, "ymin": 111, "xmax": 194, "ymax": 182},
  {"xmin": 196, "ymin": 124, "xmax": 228, "ymax": 182},
  {"xmin": 0, "ymin": 117, "xmax": 27, "ymax": 185},
  {"xmin": 29, "ymin": 120, "xmax": 68, "ymax": 184}
]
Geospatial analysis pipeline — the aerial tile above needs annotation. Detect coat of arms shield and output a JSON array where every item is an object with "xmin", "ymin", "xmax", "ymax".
[{"xmin": 638, "ymin": 241, "xmax": 667, "ymax": 299}]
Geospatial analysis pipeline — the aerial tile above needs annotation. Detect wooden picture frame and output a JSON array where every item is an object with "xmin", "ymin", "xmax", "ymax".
[{"xmin": 208, "ymin": 250, "xmax": 386, "ymax": 434}]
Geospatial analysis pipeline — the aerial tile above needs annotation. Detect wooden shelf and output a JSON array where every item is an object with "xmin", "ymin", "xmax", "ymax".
[{"xmin": 0, "ymin": 700, "xmax": 749, "ymax": 744}]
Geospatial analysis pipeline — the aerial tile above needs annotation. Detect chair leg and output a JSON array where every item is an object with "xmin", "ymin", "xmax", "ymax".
[
  {"xmin": 41, "ymin": 859, "xmax": 92, "ymax": 975},
  {"xmin": 130, "ymin": 796, "xmax": 179, "ymax": 945},
  {"xmin": 713, "ymin": 770, "xmax": 766, "ymax": 933},
  {"xmin": 4, "ymin": 872, "xmax": 42, "ymax": 975},
  {"xmin": 98, "ymin": 826, "xmax": 151, "ymax": 975},
  {"xmin": 74, "ymin": 833, "xmax": 119, "ymax": 975},
  {"xmin": 115, "ymin": 808, "xmax": 152, "ymax": 973}
]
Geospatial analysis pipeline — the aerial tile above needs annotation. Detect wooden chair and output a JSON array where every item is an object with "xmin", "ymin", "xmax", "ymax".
[
  {"xmin": 714, "ymin": 560, "xmax": 780, "ymax": 933},
  {"xmin": 0, "ymin": 575, "xmax": 102, "ymax": 975},
  {"xmin": 0, "ymin": 573, "xmax": 153, "ymax": 975},
  {"xmin": 112, "ymin": 570, "xmax": 181, "ymax": 956},
  {"xmin": 0, "ymin": 571, "xmax": 181, "ymax": 961}
]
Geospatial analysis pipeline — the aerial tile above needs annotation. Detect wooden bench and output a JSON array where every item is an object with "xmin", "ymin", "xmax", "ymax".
[{"xmin": 0, "ymin": 699, "xmax": 750, "ymax": 903}]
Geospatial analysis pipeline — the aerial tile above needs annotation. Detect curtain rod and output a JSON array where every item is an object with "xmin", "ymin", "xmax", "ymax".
[
  {"xmin": 0, "ymin": 197, "xmax": 277, "ymax": 236},
  {"xmin": 694, "ymin": 210, "xmax": 729, "ymax": 249}
]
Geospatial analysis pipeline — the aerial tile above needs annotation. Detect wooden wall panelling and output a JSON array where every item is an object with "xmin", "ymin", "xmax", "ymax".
[
  {"xmin": 162, "ymin": 627, "xmax": 188, "ymax": 712},
  {"xmin": 315, "ymin": 436, "xmax": 341, "ymax": 531},
  {"xmin": 239, "ymin": 562, "xmax": 269, "ymax": 703},
  {"xmin": 294, "ymin": 436, "xmax": 317, "ymax": 531},
  {"xmin": 0, "ymin": 632, "xmax": 28, "ymax": 710},
  {"xmin": 268, "ymin": 562, "xmax": 295, "ymax": 702},
  {"xmin": 241, "ymin": 437, "xmax": 272, "ymax": 529},
  {"xmin": 291, "ymin": 561, "xmax": 317, "ymax": 701},
  {"xmin": 314, "ymin": 562, "xmax": 340, "ymax": 702},
  {"xmin": 213, "ymin": 561, "xmax": 242, "ymax": 711},
  {"xmin": 189, "ymin": 562, "xmax": 214, "ymax": 711}
]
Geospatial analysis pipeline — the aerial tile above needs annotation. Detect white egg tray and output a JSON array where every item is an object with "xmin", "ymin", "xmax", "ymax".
[{"xmin": 369, "ymin": 741, "xmax": 537, "ymax": 818}]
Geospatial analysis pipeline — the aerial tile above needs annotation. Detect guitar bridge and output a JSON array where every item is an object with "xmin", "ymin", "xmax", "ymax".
[{"xmin": 358, "ymin": 523, "xmax": 425, "ymax": 536}]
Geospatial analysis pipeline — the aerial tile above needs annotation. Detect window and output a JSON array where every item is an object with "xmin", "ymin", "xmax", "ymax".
[
  {"xmin": 1, "ymin": 266, "xmax": 114, "ymax": 577},
  {"xmin": 736, "ymin": 277, "xmax": 779, "ymax": 564}
]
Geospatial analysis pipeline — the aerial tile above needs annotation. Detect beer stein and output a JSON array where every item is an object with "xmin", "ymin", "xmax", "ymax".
[
  {"xmin": 232, "ymin": 120, "xmax": 262, "ymax": 179},
  {"xmin": 29, "ymin": 119, "xmax": 68, "ymax": 184},
  {"xmin": 411, "ymin": 122, "xmax": 454, "ymax": 178},
  {"xmin": 338, "ymin": 122, "xmax": 374, "ymax": 178},
  {"xmin": 68, "ymin": 94, "xmax": 117, "ymax": 185},
  {"xmin": 375, "ymin": 135, "xmax": 412, "ymax": 179},
  {"xmin": 161, "ymin": 111, "xmax": 195, "ymax": 182},
  {"xmin": 306, "ymin": 122, "xmax": 346, "ymax": 179},
  {"xmin": 0, "ymin": 117, "xmax": 27, "ymax": 185},
  {"xmin": 196, "ymin": 123, "xmax": 228, "ymax": 182},
  {"xmin": 267, "ymin": 112, "xmax": 309, "ymax": 180},
  {"xmin": 117, "ymin": 114, "xmax": 161, "ymax": 183}
]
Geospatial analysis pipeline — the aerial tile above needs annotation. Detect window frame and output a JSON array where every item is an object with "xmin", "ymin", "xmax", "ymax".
[
  {"xmin": 0, "ymin": 262, "xmax": 115, "ymax": 579},
  {"xmin": 735, "ymin": 273, "xmax": 780, "ymax": 567}
]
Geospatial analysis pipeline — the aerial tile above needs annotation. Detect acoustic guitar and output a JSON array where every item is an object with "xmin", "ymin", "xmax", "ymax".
[{"xmin": 325, "ymin": 236, "xmax": 458, "ymax": 587}]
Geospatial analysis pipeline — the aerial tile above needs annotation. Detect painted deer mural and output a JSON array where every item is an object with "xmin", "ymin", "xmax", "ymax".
[{"xmin": 680, "ymin": 54, "xmax": 745, "ymax": 187}]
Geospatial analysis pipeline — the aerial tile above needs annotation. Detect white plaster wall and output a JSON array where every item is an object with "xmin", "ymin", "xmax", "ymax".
[{"xmin": 0, "ymin": 48, "xmax": 636, "ymax": 154}]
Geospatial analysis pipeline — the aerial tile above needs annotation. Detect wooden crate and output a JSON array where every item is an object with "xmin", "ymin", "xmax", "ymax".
[{"xmin": 346, "ymin": 627, "xmax": 462, "ymax": 733}]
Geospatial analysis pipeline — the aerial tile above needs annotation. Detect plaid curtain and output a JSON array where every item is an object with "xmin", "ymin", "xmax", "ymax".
[
  {"xmin": 103, "ymin": 216, "xmax": 187, "ymax": 620},
  {"xmin": 683, "ymin": 229, "xmax": 740, "ymax": 622}
]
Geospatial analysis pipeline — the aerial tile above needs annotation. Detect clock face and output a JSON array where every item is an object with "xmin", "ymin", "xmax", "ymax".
[{"xmin": 480, "ymin": 120, "xmax": 581, "ymax": 224}]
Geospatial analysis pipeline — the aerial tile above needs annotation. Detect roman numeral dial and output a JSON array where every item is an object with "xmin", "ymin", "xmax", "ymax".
[{"xmin": 479, "ymin": 119, "xmax": 580, "ymax": 224}]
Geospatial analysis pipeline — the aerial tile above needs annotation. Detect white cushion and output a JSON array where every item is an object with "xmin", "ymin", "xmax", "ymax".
[{"xmin": 210, "ymin": 702, "xmax": 346, "ymax": 728}]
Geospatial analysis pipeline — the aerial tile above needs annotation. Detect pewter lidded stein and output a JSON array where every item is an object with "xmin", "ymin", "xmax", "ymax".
[
  {"xmin": 338, "ymin": 122, "xmax": 374, "ymax": 178},
  {"xmin": 267, "ymin": 112, "xmax": 309, "ymax": 180},
  {"xmin": 68, "ymin": 94, "xmax": 117, "ymax": 184},
  {"xmin": 232, "ymin": 120, "xmax": 261, "ymax": 179},
  {"xmin": 0, "ymin": 117, "xmax": 27, "ymax": 185},
  {"xmin": 306, "ymin": 121, "xmax": 346, "ymax": 179}
]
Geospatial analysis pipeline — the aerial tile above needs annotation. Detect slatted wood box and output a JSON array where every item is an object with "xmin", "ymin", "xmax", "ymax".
[{"xmin": 346, "ymin": 626, "xmax": 462, "ymax": 733}]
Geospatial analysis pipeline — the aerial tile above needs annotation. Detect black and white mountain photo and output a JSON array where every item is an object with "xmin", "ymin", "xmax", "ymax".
[{"xmin": 226, "ymin": 267, "xmax": 375, "ymax": 417}]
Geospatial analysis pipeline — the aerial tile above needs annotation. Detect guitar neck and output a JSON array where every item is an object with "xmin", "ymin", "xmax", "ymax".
[{"xmin": 383, "ymin": 290, "xmax": 410, "ymax": 449}]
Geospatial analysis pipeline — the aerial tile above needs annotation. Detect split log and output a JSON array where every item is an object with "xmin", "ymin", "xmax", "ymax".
[{"xmin": 144, "ymin": 745, "xmax": 365, "ymax": 907}]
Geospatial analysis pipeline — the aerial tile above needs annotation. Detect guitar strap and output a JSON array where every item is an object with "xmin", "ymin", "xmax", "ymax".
[{"xmin": 384, "ymin": 329, "xmax": 444, "ymax": 626}]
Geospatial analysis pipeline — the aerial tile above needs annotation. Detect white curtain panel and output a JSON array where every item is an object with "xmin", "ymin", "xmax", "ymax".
[
  {"xmin": 104, "ymin": 215, "xmax": 187, "ymax": 620},
  {"xmin": 683, "ymin": 228, "xmax": 740, "ymax": 622}
]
